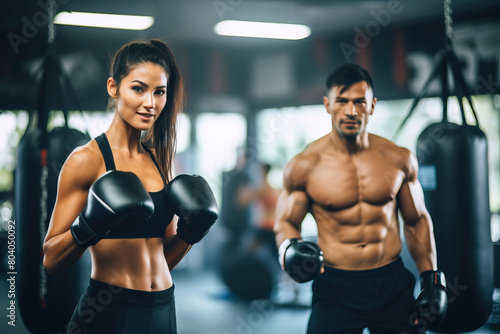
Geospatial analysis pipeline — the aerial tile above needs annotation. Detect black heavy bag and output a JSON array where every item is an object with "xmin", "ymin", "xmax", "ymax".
[
  {"xmin": 394, "ymin": 36, "xmax": 494, "ymax": 332},
  {"xmin": 417, "ymin": 122, "xmax": 493, "ymax": 332},
  {"xmin": 16, "ymin": 126, "xmax": 91, "ymax": 333}
]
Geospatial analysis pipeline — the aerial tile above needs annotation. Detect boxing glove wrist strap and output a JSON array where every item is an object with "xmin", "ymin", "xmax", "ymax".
[
  {"xmin": 420, "ymin": 270, "xmax": 446, "ymax": 289},
  {"xmin": 71, "ymin": 215, "xmax": 99, "ymax": 247},
  {"xmin": 278, "ymin": 238, "xmax": 299, "ymax": 269}
]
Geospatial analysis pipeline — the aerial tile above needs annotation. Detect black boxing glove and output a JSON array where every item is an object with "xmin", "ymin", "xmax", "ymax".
[
  {"xmin": 71, "ymin": 171, "xmax": 154, "ymax": 247},
  {"xmin": 413, "ymin": 270, "xmax": 448, "ymax": 331},
  {"xmin": 278, "ymin": 238, "xmax": 324, "ymax": 283},
  {"xmin": 166, "ymin": 174, "xmax": 218, "ymax": 244}
]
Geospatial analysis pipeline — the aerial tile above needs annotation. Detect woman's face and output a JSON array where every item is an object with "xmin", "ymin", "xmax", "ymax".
[{"xmin": 108, "ymin": 62, "xmax": 168, "ymax": 131}]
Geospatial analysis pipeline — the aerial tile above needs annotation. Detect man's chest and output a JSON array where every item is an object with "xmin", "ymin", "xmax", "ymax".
[{"xmin": 306, "ymin": 152, "xmax": 406, "ymax": 210}]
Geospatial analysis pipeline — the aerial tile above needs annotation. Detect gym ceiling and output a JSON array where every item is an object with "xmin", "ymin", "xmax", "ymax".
[{"xmin": 2, "ymin": 0, "xmax": 500, "ymax": 112}]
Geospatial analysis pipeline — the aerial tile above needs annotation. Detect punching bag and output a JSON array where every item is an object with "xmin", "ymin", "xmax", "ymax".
[
  {"xmin": 15, "ymin": 39, "xmax": 92, "ymax": 332},
  {"xmin": 413, "ymin": 41, "xmax": 493, "ymax": 332},
  {"xmin": 394, "ymin": 33, "xmax": 494, "ymax": 332},
  {"xmin": 16, "ymin": 126, "xmax": 91, "ymax": 333},
  {"xmin": 417, "ymin": 121, "xmax": 493, "ymax": 332}
]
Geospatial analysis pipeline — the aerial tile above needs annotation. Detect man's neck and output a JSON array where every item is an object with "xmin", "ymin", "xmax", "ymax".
[{"xmin": 329, "ymin": 131, "xmax": 369, "ymax": 154}]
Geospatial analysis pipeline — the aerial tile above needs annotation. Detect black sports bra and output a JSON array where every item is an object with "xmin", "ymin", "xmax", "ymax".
[{"xmin": 95, "ymin": 133, "xmax": 173, "ymax": 239}]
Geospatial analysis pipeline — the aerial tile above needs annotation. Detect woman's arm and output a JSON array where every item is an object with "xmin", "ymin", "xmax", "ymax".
[
  {"xmin": 43, "ymin": 145, "xmax": 100, "ymax": 275},
  {"xmin": 163, "ymin": 216, "xmax": 192, "ymax": 270},
  {"xmin": 162, "ymin": 174, "xmax": 218, "ymax": 269}
]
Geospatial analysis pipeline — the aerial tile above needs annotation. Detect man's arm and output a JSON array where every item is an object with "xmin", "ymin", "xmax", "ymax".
[
  {"xmin": 399, "ymin": 151, "xmax": 448, "ymax": 331},
  {"xmin": 273, "ymin": 156, "xmax": 323, "ymax": 283},
  {"xmin": 398, "ymin": 152, "xmax": 436, "ymax": 273},
  {"xmin": 274, "ymin": 189, "xmax": 309, "ymax": 247},
  {"xmin": 273, "ymin": 156, "xmax": 311, "ymax": 247}
]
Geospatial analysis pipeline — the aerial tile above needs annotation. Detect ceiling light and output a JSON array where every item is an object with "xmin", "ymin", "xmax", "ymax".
[
  {"xmin": 214, "ymin": 20, "xmax": 311, "ymax": 40},
  {"xmin": 54, "ymin": 12, "xmax": 154, "ymax": 30}
]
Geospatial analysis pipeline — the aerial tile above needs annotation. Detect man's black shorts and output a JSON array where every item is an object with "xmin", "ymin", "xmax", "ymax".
[{"xmin": 307, "ymin": 257, "xmax": 420, "ymax": 334}]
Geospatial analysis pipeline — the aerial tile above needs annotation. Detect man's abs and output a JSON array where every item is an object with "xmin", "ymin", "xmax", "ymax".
[
  {"xmin": 313, "ymin": 202, "xmax": 403, "ymax": 270},
  {"xmin": 304, "ymin": 146, "xmax": 407, "ymax": 270}
]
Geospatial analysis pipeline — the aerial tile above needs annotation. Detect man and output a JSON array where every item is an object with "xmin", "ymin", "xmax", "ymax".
[{"xmin": 274, "ymin": 63, "xmax": 447, "ymax": 334}]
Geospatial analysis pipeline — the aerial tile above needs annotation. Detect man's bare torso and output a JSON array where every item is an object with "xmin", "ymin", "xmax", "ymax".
[{"xmin": 294, "ymin": 134, "xmax": 411, "ymax": 270}]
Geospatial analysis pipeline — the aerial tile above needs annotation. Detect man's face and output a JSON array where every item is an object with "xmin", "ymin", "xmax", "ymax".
[{"xmin": 323, "ymin": 81, "xmax": 376, "ymax": 140}]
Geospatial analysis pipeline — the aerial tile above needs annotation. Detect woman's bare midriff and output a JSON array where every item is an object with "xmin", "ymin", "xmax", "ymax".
[{"xmin": 90, "ymin": 238, "xmax": 172, "ymax": 291}]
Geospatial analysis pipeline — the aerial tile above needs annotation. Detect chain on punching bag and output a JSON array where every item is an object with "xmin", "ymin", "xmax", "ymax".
[
  {"xmin": 394, "ymin": 2, "xmax": 493, "ymax": 331},
  {"xmin": 15, "ymin": 2, "xmax": 91, "ymax": 332}
]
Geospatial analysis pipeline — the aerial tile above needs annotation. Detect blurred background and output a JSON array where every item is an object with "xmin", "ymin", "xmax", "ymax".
[{"xmin": 1, "ymin": 0, "xmax": 499, "ymax": 333}]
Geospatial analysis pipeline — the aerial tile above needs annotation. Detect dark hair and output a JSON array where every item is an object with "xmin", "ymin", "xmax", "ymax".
[
  {"xmin": 109, "ymin": 39, "xmax": 185, "ymax": 181},
  {"xmin": 325, "ymin": 63, "xmax": 374, "ymax": 95}
]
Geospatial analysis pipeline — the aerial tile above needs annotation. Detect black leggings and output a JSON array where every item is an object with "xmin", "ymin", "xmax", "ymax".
[
  {"xmin": 67, "ymin": 279, "xmax": 176, "ymax": 334},
  {"xmin": 307, "ymin": 258, "xmax": 420, "ymax": 334}
]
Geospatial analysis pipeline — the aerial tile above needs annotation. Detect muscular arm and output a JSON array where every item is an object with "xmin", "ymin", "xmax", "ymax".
[
  {"xmin": 399, "ymin": 152, "xmax": 437, "ymax": 273},
  {"xmin": 274, "ymin": 156, "xmax": 311, "ymax": 248},
  {"xmin": 274, "ymin": 190, "xmax": 309, "ymax": 247},
  {"xmin": 43, "ymin": 148, "xmax": 98, "ymax": 275}
]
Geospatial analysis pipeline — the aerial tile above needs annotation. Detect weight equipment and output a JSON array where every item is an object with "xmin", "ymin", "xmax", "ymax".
[{"xmin": 219, "ymin": 238, "xmax": 277, "ymax": 301}]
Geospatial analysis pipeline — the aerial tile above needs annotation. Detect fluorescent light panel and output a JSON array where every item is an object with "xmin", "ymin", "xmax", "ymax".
[
  {"xmin": 214, "ymin": 20, "xmax": 311, "ymax": 40},
  {"xmin": 54, "ymin": 12, "xmax": 154, "ymax": 30}
]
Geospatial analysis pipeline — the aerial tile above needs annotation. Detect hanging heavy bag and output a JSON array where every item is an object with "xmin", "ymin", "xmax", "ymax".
[
  {"xmin": 396, "ymin": 40, "xmax": 493, "ymax": 332},
  {"xmin": 15, "ymin": 48, "xmax": 92, "ymax": 333},
  {"xmin": 16, "ymin": 126, "xmax": 91, "ymax": 334},
  {"xmin": 417, "ymin": 121, "xmax": 492, "ymax": 332}
]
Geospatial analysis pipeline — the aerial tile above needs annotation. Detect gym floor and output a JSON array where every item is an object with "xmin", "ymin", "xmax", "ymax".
[{"xmin": 0, "ymin": 269, "xmax": 498, "ymax": 334}]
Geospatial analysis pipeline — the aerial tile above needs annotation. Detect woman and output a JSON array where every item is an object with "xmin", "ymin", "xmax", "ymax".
[{"xmin": 43, "ymin": 39, "xmax": 217, "ymax": 334}]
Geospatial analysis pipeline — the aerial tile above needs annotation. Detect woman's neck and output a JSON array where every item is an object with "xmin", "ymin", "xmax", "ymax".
[{"xmin": 106, "ymin": 116, "xmax": 143, "ymax": 155}]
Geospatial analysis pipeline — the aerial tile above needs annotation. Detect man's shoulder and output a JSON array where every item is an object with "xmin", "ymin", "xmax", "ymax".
[
  {"xmin": 282, "ymin": 143, "xmax": 323, "ymax": 191},
  {"xmin": 307, "ymin": 134, "xmax": 331, "ymax": 150},
  {"xmin": 287, "ymin": 152, "xmax": 317, "ymax": 172},
  {"xmin": 370, "ymin": 134, "xmax": 412, "ymax": 154},
  {"xmin": 287, "ymin": 140, "xmax": 324, "ymax": 173},
  {"xmin": 369, "ymin": 134, "xmax": 416, "ymax": 175}
]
